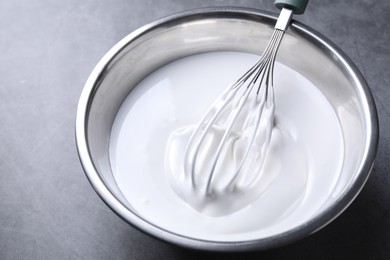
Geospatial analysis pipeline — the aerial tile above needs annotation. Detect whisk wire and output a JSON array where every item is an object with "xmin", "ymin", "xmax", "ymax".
[
  {"xmin": 203, "ymin": 29, "xmax": 286, "ymax": 193},
  {"xmin": 184, "ymin": 9, "xmax": 293, "ymax": 194},
  {"xmin": 226, "ymin": 30, "xmax": 285, "ymax": 190}
]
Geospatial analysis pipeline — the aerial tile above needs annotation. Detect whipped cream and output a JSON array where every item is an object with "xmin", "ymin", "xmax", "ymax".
[{"xmin": 109, "ymin": 51, "xmax": 344, "ymax": 241}]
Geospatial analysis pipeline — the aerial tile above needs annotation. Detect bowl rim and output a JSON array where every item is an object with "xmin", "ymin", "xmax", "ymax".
[{"xmin": 75, "ymin": 7, "xmax": 379, "ymax": 251}]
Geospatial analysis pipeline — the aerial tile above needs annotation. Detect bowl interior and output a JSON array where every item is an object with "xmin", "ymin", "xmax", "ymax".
[{"xmin": 77, "ymin": 8, "xmax": 377, "ymax": 250}]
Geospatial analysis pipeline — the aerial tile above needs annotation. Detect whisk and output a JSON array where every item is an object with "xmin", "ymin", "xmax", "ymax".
[{"xmin": 167, "ymin": 0, "xmax": 309, "ymax": 215}]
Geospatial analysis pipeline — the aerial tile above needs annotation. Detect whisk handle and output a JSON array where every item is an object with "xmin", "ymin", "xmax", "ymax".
[{"xmin": 274, "ymin": 0, "xmax": 309, "ymax": 15}]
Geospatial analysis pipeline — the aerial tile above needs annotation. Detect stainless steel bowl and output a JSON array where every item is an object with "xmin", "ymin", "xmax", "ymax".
[{"xmin": 76, "ymin": 7, "xmax": 378, "ymax": 251}]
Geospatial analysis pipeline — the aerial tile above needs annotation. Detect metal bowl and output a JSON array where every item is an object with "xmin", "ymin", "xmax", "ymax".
[{"xmin": 76, "ymin": 7, "xmax": 378, "ymax": 251}]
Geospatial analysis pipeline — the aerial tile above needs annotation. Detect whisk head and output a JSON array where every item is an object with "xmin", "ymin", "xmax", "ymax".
[{"xmin": 184, "ymin": 29, "xmax": 284, "ymax": 193}]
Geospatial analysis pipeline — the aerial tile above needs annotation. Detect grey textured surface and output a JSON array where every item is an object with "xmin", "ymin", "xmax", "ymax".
[{"xmin": 0, "ymin": 0, "xmax": 389, "ymax": 259}]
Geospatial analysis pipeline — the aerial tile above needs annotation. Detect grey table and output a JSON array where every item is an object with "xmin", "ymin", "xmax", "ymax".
[{"xmin": 1, "ymin": 0, "xmax": 389, "ymax": 259}]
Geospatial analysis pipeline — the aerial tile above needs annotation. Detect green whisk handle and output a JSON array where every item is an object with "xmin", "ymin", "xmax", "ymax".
[{"xmin": 274, "ymin": 0, "xmax": 309, "ymax": 15}]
